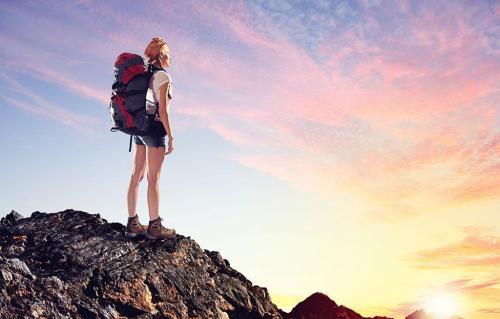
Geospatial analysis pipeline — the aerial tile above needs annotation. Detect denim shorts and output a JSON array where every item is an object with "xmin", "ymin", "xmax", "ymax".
[{"xmin": 134, "ymin": 135, "xmax": 165, "ymax": 148}]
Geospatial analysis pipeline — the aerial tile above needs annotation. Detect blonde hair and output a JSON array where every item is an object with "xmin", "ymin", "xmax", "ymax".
[{"xmin": 144, "ymin": 36, "xmax": 169, "ymax": 65}]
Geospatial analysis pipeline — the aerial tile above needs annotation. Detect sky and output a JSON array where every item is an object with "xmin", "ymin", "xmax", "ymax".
[{"xmin": 0, "ymin": 0, "xmax": 499, "ymax": 318}]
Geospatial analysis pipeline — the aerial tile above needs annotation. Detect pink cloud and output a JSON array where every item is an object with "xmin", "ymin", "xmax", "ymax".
[
  {"xmin": 23, "ymin": 61, "xmax": 109, "ymax": 104},
  {"xmin": 190, "ymin": 1, "xmax": 281, "ymax": 51},
  {"xmin": 103, "ymin": 3, "xmax": 499, "ymax": 225},
  {"xmin": 0, "ymin": 28, "xmax": 109, "ymax": 105},
  {"xmin": 1, "ymin": 73, "xmax": 99, "ymax": 135},
  {"xmin": 181, "ymin": 1, "xmax": 500, "ymax": 222},
  {"xmin": 2, "ymin": 1, "xmax": 498, "ymax": 223}
]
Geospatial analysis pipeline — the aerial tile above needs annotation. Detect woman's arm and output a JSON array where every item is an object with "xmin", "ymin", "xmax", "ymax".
[{"xmin": 158, "ymin": 82, "xmax": 173, "ymax": 140}]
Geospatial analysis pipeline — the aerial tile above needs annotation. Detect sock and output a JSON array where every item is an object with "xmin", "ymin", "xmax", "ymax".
[{"xmin": 149, "ymin": 217, "xmax": 161, "ymax": 223}]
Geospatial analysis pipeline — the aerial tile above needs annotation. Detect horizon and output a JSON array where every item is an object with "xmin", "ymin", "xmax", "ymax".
[{"xmin": 1, "ymin": 1, "xmax": 499, "ymax": 318}]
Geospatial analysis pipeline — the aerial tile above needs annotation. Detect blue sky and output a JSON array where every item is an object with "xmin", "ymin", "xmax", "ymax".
[{"xmin": 1, "ymin": 1, "xmax": 499, "ymax": 317}]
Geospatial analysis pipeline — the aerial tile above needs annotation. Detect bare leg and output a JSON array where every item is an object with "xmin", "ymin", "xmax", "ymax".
[
  {"xmin": 127, "ymin": 144, "xmax": 147, "ymax": 218},
  {"xmin": 146, "ymin": 145, "xmax": 165, "ymax": 221}
]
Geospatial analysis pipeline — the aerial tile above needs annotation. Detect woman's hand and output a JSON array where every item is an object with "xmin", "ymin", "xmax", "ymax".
[{"xmin": 165, "ymin": 136, "xmax": 174, "ymax": 155}]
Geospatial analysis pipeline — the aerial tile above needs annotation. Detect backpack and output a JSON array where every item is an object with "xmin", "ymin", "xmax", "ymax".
[{"xmin": 108, "ymin": 52, "xmax": 170, "ymax": 152}]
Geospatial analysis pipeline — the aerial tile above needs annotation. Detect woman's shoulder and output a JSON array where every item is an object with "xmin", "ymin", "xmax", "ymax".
[{"xmin": 153, "ymin": 70, "xmax": 172, "ymax": 84}]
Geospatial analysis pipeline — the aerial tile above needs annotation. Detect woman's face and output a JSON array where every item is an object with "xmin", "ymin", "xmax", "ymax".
[{"xmin": 160, "ymin": 47, "xmax": 171, "ymax": 68}]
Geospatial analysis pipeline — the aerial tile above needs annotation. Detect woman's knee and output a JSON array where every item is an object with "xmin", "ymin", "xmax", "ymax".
[
  {"xmin": 138, "ymin": 172, "xmax": 145, "ymax": 182},
  {"xmin": 130, "ymin": 171, "xmax": 145, "ymax": 184},
  {"xmin": 147, "ymin": 172, "xmax": 160, "ymax": 184}
]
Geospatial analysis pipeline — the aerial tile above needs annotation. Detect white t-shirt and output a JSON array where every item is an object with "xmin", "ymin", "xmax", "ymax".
[{"xmin": 145, "ymin": 70, "xmax": 172, "ymax": 121}]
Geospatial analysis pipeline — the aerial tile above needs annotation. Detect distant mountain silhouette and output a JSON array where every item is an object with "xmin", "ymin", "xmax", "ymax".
[
  {"xmin": 282, "ymin": 292, "xmax": 393, "ymax": 319},
  {"xmin": 280, "ymin": 292, "xmax": 466, "ymax": 319},
  {"xmin": 405, "ymin": 309, "xmax": 465, "ymax": 319}
]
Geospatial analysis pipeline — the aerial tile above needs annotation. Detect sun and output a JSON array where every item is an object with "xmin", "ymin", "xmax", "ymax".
[{"xmin": 424, "ymin": 293, "xmax": 458, "ymax": 318}]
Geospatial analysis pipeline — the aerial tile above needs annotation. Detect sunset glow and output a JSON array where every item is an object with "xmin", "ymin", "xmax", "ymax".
[
  {"xmin": 424, "ymin": 293, "xmax": 458, "ymax": 318},
  {"xmin": 1, "ymin": 1, "xmax": 499, "ymax": 318}
]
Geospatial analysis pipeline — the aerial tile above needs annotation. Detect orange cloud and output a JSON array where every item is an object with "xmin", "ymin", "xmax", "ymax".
[
  {"xmin": 406, "ymin": 229, "xmax": 500, "ymax": 271},
  {"xmin": 392, "ymin": 276, "xmax": 500, "ymax": 319},
  {"xmin": 476, "ymin": 307, "xmax": 500, "ymax": 314}
]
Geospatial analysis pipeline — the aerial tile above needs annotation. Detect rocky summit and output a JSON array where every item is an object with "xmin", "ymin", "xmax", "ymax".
[
  {"xmin": 0, "ymin": 209, "xmax": 432, "ymax": 319},
  {"xmin": 0, "ymin": 209, "xmax": 282, "ymax": 319}
]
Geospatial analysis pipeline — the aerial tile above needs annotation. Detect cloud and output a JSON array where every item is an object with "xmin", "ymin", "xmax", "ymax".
[
  {"xmin": 17, "ymin": 60, "xmax": 109, "ymax": 105},
  {"xmin": 476, "ymin": 307, "xmax": 500, "ymax": 314},
  {"xmin": 393, "ymin": 227, "xmax": 500, "ymax": 317},
  {"xmin": 444, "ymin": 277, "xmax": 500, "ymax": 293},
  {"xmin": 405, "ymin": 229, "xmax": 500, "ymax": 271},
  {"xmin": 1, "ymin": 0, "xmax": 498, "ymax": 223},
  {"xmin": 186, "ymin": 1, "xmax": 500, "ymax": 222},
  {"xmin": 0, "ymin": 73, "xmax": 99, "ymax": 135},
  {"xmin": 392, "ymin": 276, "xmax": 500, "ymax": 318}
]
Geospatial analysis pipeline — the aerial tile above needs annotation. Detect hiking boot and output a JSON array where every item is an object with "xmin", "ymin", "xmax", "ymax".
[
  {"xmin": 125, "ymin": 214, "xmax": 147, "ymax": 238},
  {"xmin": 147, "ymin": 217, "xmax": 176, "ymax": 239}
]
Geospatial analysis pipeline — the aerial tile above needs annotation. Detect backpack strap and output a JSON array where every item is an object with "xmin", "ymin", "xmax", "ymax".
[
  {"xmin": 129, "ymin": 134, "xmax": 133, "ymax": 152},
  {"xmin": 154, "ymin": 102, "xmax": 160, "ymax": 119}
]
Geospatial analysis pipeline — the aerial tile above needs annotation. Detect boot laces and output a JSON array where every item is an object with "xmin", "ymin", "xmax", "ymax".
[{"xmin": 151, "ymin": 217, "xmax": 163, "ymax": 228}]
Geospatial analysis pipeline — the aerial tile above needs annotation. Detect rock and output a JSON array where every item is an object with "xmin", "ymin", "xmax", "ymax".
[
  {"xmin": 1, "ymin": 268, "xmax": 12, "ymax": 281},
  {"xmin": 5, "ymin": 258, "xmax": 33, "ymax": 276},
  {"xmin": 0, "ymin": 210, "xmax": 24, "ymax": 226},
  {"xmin": 0, "ymin": 208, "xmax": 283, "ymax": 319}
]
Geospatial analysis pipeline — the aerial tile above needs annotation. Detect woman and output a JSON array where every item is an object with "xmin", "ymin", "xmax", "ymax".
[{"xmin": 125, "ymin": 36, "xmax": 176, "ymax": 240}]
